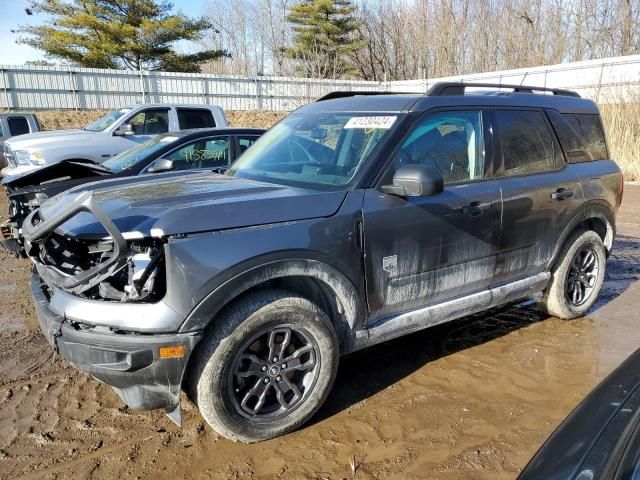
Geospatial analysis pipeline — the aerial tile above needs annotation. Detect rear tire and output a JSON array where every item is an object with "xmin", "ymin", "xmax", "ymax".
[
  {"xmin": 189, "ymin": 290, "xmax": 339, "ymax": 443},
  {"xmin": 541, "ymin": 229, "xmax": 606, "ymax": 319}
]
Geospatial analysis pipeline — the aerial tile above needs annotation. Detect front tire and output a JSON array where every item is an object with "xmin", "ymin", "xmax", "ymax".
[
  {"xmin": 541, "ymin": 229, "xmax": 607, "ymax": 319},
  {"xmin": 189, "ymin": 290, "xmax": 339, "ymax": 443}
]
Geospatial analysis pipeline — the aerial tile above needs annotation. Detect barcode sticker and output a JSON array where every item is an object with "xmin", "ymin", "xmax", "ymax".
[{"xmin": 344, "ymin": 116, "xmax": 397, "ymax": 130}]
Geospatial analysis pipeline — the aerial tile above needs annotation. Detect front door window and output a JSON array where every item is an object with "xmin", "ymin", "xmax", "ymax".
[
  {"xmin": 162, "ymin": 136, "xmax": 231, "ymax": 170},
  {"xmin": 127, "ymin": 110, "xmax": 170, "ymax": 135},
  {"xmin": 393, "ymin": 110, "xmax": 484, "ymax": 183}
]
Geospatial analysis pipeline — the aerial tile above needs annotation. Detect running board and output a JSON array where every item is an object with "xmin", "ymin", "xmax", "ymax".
[{"xmin": 353, "ymin": 272, "xmax": 550, "ymax": 351}]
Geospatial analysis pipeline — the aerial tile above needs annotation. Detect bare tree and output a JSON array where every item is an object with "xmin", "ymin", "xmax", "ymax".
[
  {"xmin": 202, "ymin": 0, "xmax": 292, "ymax": 76},
  {"xmin": 200, "ymin": 0, "xmax": 640, "ymax": 80},
  {"xmin": 350, "ymin": 0, "xmax": 640, "ymax": 81}
]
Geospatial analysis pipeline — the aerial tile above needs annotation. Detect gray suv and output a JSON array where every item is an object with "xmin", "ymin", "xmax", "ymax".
[{"xmin": 24, "ymin": 83, "xmax": 623, "ymax": 443}]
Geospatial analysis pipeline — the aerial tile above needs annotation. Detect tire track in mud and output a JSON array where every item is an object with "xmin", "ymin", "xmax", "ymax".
[
  {"xmin": 0, "ymin": 331, "xmax": 71, "ymax": 388},
  {"xmin": 0, "ymin": 370, "xmax": 69, "ymax": 391},
  {"xmin": 8, "ymin": 412, "xmax": 206, "ymax": 480},
  {"xmin": 0, "ymin": 368, "xmax": 177, "ymax": 480},
  {"xmin": 14, "ymin": 430, "xmax": 157, "ymax": 480}
]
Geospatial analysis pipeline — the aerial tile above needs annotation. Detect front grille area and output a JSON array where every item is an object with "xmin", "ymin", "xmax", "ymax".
[
  {"xmin": 40, "ymin": 233, "xmax": 114, "ymax": 276},
  {"xmin": 34, "ymin": 232, "xmax": 165, "ymax": 302}
]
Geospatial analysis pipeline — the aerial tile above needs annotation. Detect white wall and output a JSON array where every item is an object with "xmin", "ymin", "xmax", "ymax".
[
  {"xmin": 1, "ymin": 54, "xmax": 639, "ymax": 111},
  {"xmin": 390, "ymin": 54, "xmax": 640, "ymax": 102}
]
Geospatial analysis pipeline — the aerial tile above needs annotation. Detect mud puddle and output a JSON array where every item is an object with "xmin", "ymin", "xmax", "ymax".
[{"xmin": 0, "ymin": 188, "xmax": 638, "ymax": 479}]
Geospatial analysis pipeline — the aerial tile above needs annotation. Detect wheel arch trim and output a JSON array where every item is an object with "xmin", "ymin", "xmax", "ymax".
[
  {"xmin": 179, "ymin": 258, "xmax": 365, "ymax": 345},
  {"xmin": 549, "ymin": 200, "xmax": 615, "ymax": 270}
]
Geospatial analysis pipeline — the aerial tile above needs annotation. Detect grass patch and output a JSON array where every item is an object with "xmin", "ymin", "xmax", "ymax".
[{"xmin": 600, "ymin": 101, "xmax": 640, "ymax": 181}]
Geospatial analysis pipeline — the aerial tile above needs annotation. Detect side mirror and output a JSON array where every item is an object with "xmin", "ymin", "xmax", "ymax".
[
  {"xmin": 114, "ymin": 124, "xmax": 135, "ymax": 136},
  {"xmin": 147, "ymin": 158, "xmax": 175, "ymax": 174},
  {"xmin": 380, "ymin": 164, "xmax": 444, "ymax": 197}
]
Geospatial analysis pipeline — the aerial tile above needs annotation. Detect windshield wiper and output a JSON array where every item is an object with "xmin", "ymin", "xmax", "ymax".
[
  {"xmin": 93, "ymin": 164, "xmax": 112, "ymax": 173},
  {"xmin": 72, "ymin": 159, "xmax": 111, "ymax": 172}
]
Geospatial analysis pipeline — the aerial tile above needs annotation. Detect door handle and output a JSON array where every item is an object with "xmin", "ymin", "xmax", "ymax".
[
  {"xmin": 551, "ymin": 188, "xmax": 574, "ymax": 201},
  {"xmin": 463, "ymin": 201, "xmax": 492, "ymax": 217}
]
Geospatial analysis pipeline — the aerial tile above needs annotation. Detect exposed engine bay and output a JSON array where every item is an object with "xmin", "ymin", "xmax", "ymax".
[{"xmin": 33, "ymin": 233, "xmax": 166, "ymax": 303}]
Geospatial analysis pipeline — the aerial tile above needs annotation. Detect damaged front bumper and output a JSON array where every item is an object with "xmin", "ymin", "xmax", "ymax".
[
  {"xmin": 30, "ymin": 273, "xmax": 201, "ymax": 423},
  {"xmin": 24, "ymin": 189, "xmax": 202, "ymax": 424}
]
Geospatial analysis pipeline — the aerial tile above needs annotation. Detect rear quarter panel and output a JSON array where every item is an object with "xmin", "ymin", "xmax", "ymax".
[
  {"xmin": 547, "ymin": 160, "xmax": 622, "ymax": 267},
  {"xmin": 577, "ymin": 160, "xmax": 623, "ymax": 211}
]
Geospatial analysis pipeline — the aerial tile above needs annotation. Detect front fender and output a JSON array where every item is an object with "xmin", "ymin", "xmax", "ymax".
[
  {"xmin": 179, "ymin": 258, "xmax": 365, "ymax": 344},
  {"xmin": 163, "ymin": 190, "xmax": 367, "ymax": 342}
]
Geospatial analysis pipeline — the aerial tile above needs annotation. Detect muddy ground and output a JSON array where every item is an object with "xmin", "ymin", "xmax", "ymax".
[{"xmin": 0, "ymin": 186, "xmax": 638, "ymax": 480}]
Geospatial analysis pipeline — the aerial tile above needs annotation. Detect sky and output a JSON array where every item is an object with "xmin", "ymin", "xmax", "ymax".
[{"xmin": 0, "ymin": 0, "xmax": 206, "ymax": 66}]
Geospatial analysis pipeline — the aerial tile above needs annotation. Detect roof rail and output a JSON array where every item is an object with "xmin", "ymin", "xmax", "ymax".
[
  {"xmin": 315, "ymin": 91, "xmax": 417, "ymax": 102},
  {"xmin": 427, "ymin": 82, "xmax": 580, "ymax": 98}
]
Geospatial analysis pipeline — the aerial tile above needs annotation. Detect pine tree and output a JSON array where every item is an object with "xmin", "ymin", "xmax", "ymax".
[
  {"xmin": 286, "ymin": 0, "xmax": 361, "ymax": 79},
  {"xmin": 18, "ymin": 0, "xmax": 229, "ymax": 72}
]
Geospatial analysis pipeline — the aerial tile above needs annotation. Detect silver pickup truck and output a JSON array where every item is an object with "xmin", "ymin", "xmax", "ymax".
[
  {"xmin": 0, "ymin": 113, "xmax": 41, "ymax": 169},
  {"xmin": 1, "ymin": 104, "xmax": 227, "ymax": 178}
]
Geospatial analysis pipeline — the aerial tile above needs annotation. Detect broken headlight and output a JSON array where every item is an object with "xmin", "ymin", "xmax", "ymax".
[
  {"xmin": 34, "ymin": 230, "xmax": 166, "ymax": 303},
  {"xmin": 98, "ymin": 241, "xmax": 166, "ymax": 302}
]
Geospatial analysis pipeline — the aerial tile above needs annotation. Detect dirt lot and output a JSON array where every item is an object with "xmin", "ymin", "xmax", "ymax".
[{"xmin": 0, "ymin": 185, "xmax": 638, "ymax": 480}]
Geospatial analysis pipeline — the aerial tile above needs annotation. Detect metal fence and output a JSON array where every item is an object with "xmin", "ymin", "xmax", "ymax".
[
  {"xmin": 390, "ymin": 54, "xmax": 640, "ymax": 103},
  {"xmin": 1, "ymin": 54, "xmax": 640, "ymax": 111},
  {"xmin": 0, "ymin": 65, "xmax": 383, "ymax": 111}
]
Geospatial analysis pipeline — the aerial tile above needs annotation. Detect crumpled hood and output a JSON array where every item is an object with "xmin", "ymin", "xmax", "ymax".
[
  {"xmin": 2, "ymin": 159, "xmax": 107, "ymax": 191},
  {"xmin": 5, "ymin": 129, "xmax": 95, "ymax": 151},
  {"xmin": 36, "ymin": 172, "xmax": 347, "ymax": 240}
]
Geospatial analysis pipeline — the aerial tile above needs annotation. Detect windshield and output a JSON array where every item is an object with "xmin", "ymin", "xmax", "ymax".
[
  {"xmin": 103, "ymin": 133, "xmax": 181, "ymax": 172},
  {"xmin": 226, "ymin": 112, "xmax": 399, "ymax": 189},
  {"xmin": 84, "ymin": 108, "xmax": 132, "ymax": 132}
]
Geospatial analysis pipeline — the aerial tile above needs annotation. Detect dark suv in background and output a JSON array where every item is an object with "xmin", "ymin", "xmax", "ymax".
[
  {"xmin": 0, "ymin": 128, "xmax": 265, "ymax": 256},
  {"xmin": 24, "ymin": 83, "xmax": 623, "ymax": 442}
]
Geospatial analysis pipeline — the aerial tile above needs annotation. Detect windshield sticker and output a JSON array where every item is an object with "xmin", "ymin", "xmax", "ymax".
[{"xmin": 344, "ymin": 116, "xmax": 397, "ymax": 130}]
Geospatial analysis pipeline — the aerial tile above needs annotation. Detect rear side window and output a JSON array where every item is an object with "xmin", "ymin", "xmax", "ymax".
[
  {"xmin": 177, "ymin": 109, "xmax": 216, "ymax": 129},
  {"xmin": 238, "ymin": 135, "xmax": 260, "ymax": 157},
  {"xmin": 495, "ymin": 110, "xmax": 556, "ymax": 176},
  {"xmin": 547, "ymin": 111, "xmax": 608, "ymax": 162},
  {"xmin": 8, "ymin": 117, "xmax": 30, "ymax": 136}
]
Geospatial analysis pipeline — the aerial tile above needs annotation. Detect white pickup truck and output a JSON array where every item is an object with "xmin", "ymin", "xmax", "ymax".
[
  {"xmin": 0, "ymin": 113, "xmax": 41, "ymax": 169},
  {"xmin": 1, "ymin": 104, "xmax": 228, "ymax": 178}
]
